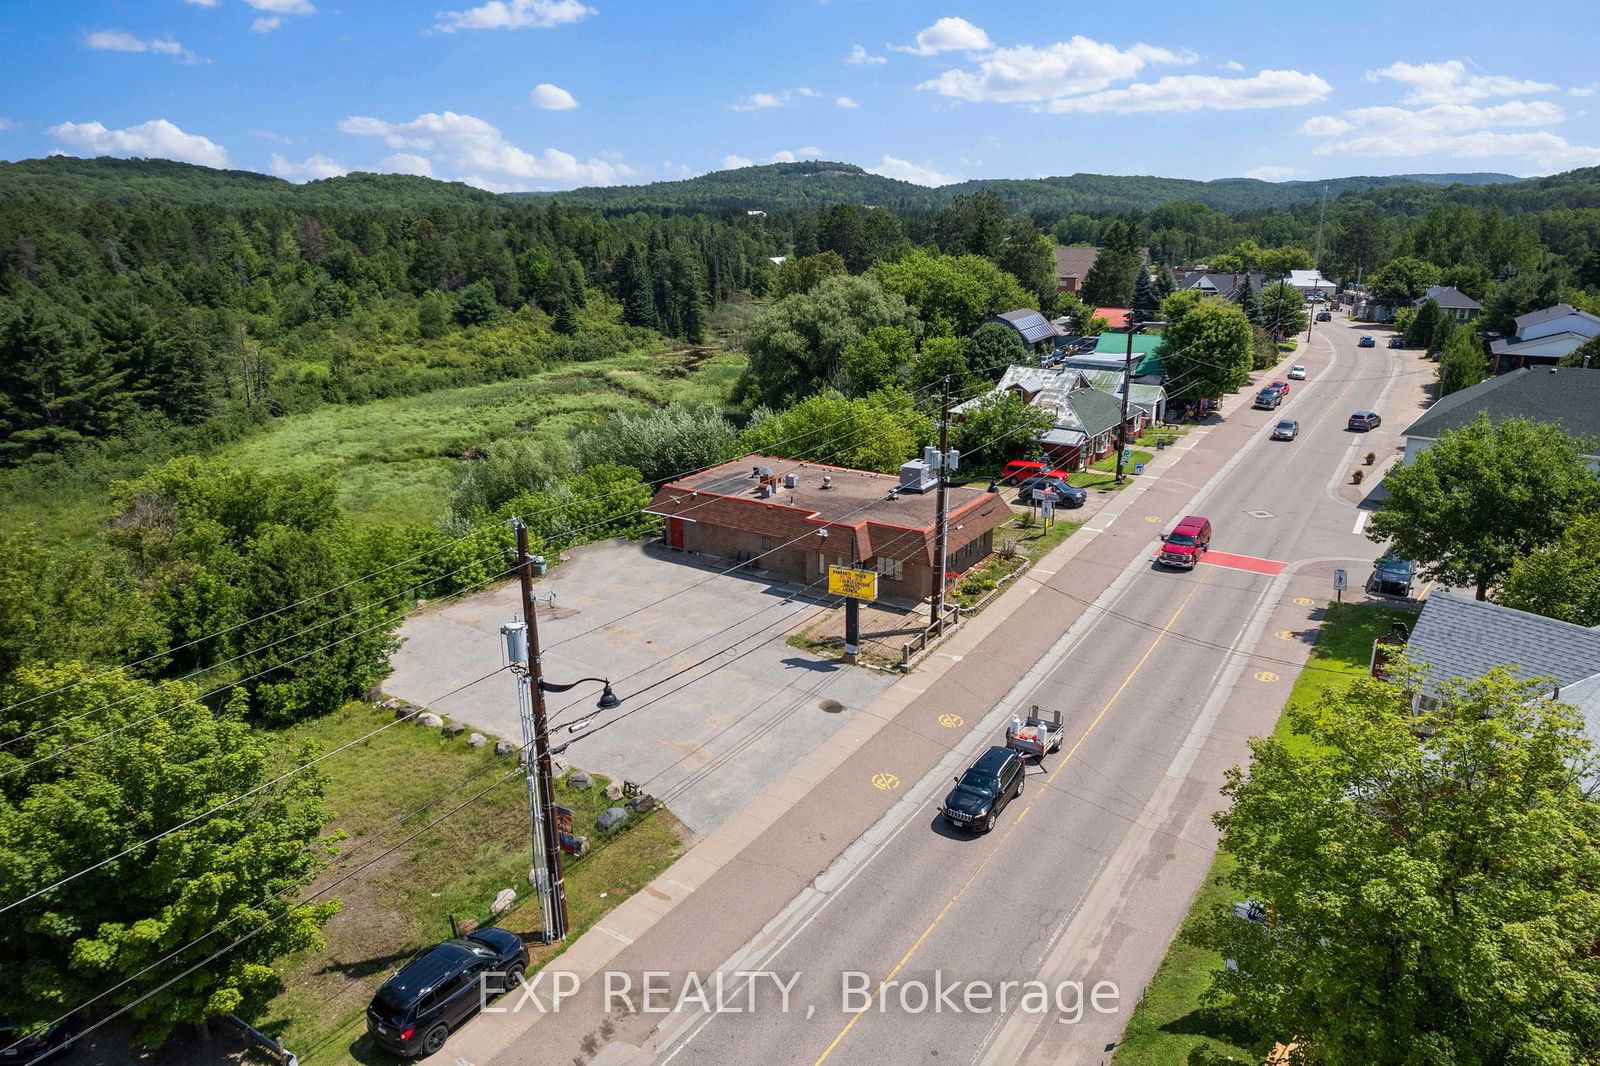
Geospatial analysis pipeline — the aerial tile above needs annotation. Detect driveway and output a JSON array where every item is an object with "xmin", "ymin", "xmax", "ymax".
[{"xmin": 384, "ymin": 538, "xmax": 894, "ymax": 837}]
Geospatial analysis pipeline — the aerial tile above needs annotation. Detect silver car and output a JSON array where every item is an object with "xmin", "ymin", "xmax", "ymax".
[
  {"xmin": 1271, "ymin": 419, "xmax": 1299, "ymax": 441},
  {"xmin": 1287, "ymin": 364, "xmax": 1307, "ymax": 380}
]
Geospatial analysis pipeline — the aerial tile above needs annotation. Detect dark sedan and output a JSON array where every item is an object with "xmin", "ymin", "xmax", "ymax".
[
  {"xmin": 1347, "ymin": 411, "xmax": 1382, "ymax": 431},
  {"xmin": 1388, "ymin": 335, "xmax": 1405, "ymax": 349},
  {"xmin": 1358, "ymin": 335, "xmax": 1376, "ymax": 347},
  {"xmin": 367, "ymin": 928, "xmax": 528, "ymax": 1058}
]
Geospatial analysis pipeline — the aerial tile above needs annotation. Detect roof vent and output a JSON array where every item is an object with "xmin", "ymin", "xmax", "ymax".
[
  {"xmin": 1550, "ymin": 366, "xmax": 1559, "ymax": 373},
  {"xmin": 821, "ymin": 475, "xmax": 832, "ymax": 489},
  {"xmin": 751, "ymin": 465, "xmax": 761, "ymax": 477},
  {"xmin": 784, "ymin": 472, "xmax": 798, "ymax": 488}
]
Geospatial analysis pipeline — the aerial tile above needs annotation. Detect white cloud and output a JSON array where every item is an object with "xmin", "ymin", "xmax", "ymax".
[
  {"xmin": 382, "ymin": 152, "xmax": 434, "ymax": 176},
  {"xmin": 433, "ymin": 0, "xmax": 595, "ymax": 32},
  {"xmin": 836, "ymin": 96, "xmax": 859, "ymax": 109},
  {"xmin": 49, "ymin": 118, "xmax": 228, "ymax": 167},
  {"xmin": 920, "ymin": 37, "xmax": 1193, "ymax": 104},
  {"xmin": 1244, "ymin": 165, "xmax": 1301, "ymax": 180},
  {"xmin": 251, "ymin": 16, "xmax": 283, "ymax": 32},
  {"xmin": 847, "ymin": 43, "xmax": 886, "ymax": 65},
  {"xmin": 249, "ymin": 128, "xmax": 293, "ymax": 143},
  {"xmin": 768, "ymin": 146, "xmax": 823, "ymax": 163},
  {"xmin": 245, "ymin": 0, "xmax": 316, "ymax": 12},
  {"xmin": 271, "ymin": 152, "xmax": 346, "ymax": 181},
  {"xmin": 892, "ymin": 17, "xmax": 991, "ymax": 56},
  {"xmin": 1571, "ymin": 84, "xmax": 1599, "ymax": 98},
  {"xmin": 868, "ymin": 154, "xmax": 958, "ymax": 186},
  {"xmin": 1302, "ymin": 100, "xmax": 1564, "ymax": 138},
  {"xmin": 1045, "ymin": 69, "xmax": 1331, "ymax": 114},
  {"xmin": 732, "ymin": 87, "xmax": 819, "ymax": 111},
  {"xmin": 1313, "ymin": 128, "xmax": 1600, "ymax": 170},
  {"xmin": 338, "ymin": 109, "xmax": 623, "ymax": 187},
  {"xmin": 531, "ymin": 83, "xmax": 579, "ymax": 110},
  {"xmin": 720, "ymin": 154, "xmax": 754, "ymax": 169},
  {"xmin": 1367, "ymin": 60, "xmax": 1557, "ymax": 105},
  {"xmin": 185, "ymin": 0, "xmax": 219, "ymax": 5},
  {"xmin": 84, "ymin": 30, "xmax": 200, "ymax": 62},
  {"xmin": 1219, "ymin": 60, "xmax": 1245, "ymax": 72}
]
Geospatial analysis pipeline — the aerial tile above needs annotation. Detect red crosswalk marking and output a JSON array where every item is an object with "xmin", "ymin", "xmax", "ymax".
[{"xmin": 1201, "ymin": 550, "xmax": 1286, "ymax": 575}]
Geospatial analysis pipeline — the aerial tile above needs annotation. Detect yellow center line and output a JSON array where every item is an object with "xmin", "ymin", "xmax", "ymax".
[{"xmin": 812, "ymin": 577, "xmax": 1207, "ymax": 1065}]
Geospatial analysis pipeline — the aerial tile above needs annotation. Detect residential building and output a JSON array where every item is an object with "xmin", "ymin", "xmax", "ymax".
[
  {"xmin": 990, "ymin": 308, "xmax": 1061, "ymax": 355},
  {"xmin": 1415, "ymin": 285, "xmax": 1481, "ymax": 323},
  {"xmin": 1089, "ymin": 332, "xmax": 1164, "ymax": 380},
  {"xmin": 1399, "ymin": 366, "xmax": 1600, "ymax": 467},
  {"xmin": 1092, "ymin": 307, "xmax": 1133, "ymax": 331},
  {"xmin": 1174, "ymin": 271, "xmax": 1268, "ymax": 302},
  {"xmin": 1053, "ymin": 245, "xmax": 1100, "ymax": 294},
  {"xmin": 1072, "ymin": 368, "xmax": 1169, "ymax": 423},
  {"xmin": 1285, "ymin": 268, "xmax": 1335, "ymax": 294},
  {"xmin": 1488, "ymin": 303, "xmax": 1600, "ymax": 373},
  {"xmin": 645, "ymin": 456, "xmax": 1012, "ymax": 604},
  {"xmin": 955, "ymin": 364, "xmax": 1155, "ymax": 469}
]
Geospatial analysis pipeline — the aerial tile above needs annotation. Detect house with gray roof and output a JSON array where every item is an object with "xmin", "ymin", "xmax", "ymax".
[
  {"xmin": 1487, "ymin": 303, "xmax": 1600, "ymax": 372},
  {"xmin": 953, "ymin": 363, "xmax": 1152, "ymax": 470},
  {"xmin": 1400, "ymin": 366, "xmax": 1600, "ymax": 467},
  {"xmin": 1414, "ymin": 285, "xmax": 1481, "ymax": 322},
  {"xmin": 990, "ymin": 308, "xmax": 1061, "ymax": 354},
  {"xmin": 1175, "ymin": 271, "xmax": 1268, "ymax": 303}
]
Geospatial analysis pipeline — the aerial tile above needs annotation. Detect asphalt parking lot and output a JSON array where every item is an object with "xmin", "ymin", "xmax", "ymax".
[{"xmin": 384, "ymin": 538, "xmax": 894, "ymax": 838}]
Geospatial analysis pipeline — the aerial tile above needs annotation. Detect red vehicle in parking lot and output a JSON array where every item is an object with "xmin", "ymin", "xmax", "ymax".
[{"xmin": 1001, "ymin": 459, "xmax": 1064, "ymax": 484}]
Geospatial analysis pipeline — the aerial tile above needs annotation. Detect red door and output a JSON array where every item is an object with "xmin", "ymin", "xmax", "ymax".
[{"xmin": 667, "ymin": 518, "xmax": 685, "ymax": 550}]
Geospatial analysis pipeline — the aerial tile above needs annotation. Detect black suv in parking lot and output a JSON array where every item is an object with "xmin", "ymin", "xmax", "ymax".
[
  {"xmin": 367, "ymin": 927, "xmax": 528, "ymax": 1057},
  {"xmin": 942, "ymin": 745, "xmax": 1024, "ymax": 832}
]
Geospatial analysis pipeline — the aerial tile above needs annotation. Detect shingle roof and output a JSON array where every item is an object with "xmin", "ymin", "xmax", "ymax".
[
  {"xmin": 1402, "ymin": 366, "xmax": 1600, "ymax": 446},
  {"xmin": 1417, "ymin": 285, "xmax": 1481, "ymax": 311},
  {"xmin": 1513, "ymin": 303, "xmax": 1600, "ymax": 332},
  {"xmin": 1488, "ymin": 331, "xmax": 1592, "ymax": 357},
  {"xmin": 1062, "ymin": 387, "xmax": 1124, "ymax": 437},
  {"xmin": 1406, "ymin": 590, "xmax": 1600, "ymax": 697},
  {"xmin": 1053, "ymin": 245, "xmax": 1100, "ymax": 282},
  {"xmin": 995, "ymin": 309, "xmax": 1059, "ymax": 345}
]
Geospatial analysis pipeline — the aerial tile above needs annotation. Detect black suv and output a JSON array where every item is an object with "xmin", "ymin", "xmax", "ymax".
[
  {"xmin": 367, "ymin": 927, "xmax": 529, "ymax": 1057},
  {"xmin": 942, "ymin": 745, "xmax": 1024, "ymax": 832},
  {"xmin": 1018, "ymin": 475, "xmax": 1088, "ymax": 508}
]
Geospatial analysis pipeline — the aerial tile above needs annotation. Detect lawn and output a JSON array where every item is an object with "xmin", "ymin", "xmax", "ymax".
[
  {"xmin": 1069, "ymin": 448, "xmax": 1155, "ymax": 490},
  {"xmin": 1113, "ymin": 601, "xmax": 1419, "ymax": 1066},
  {"xmin": 257, "ymin": 703, "xmax": 686, "ymax": 1066},
  {"xmin": 951, "ymin": 512, "xmax": 1082, "ymax": 608}
]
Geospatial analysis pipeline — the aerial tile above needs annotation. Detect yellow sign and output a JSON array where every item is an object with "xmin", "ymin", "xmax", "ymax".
[{"xmin": 828, "ymin": 565, "xmax": 878, "ymax": 601}]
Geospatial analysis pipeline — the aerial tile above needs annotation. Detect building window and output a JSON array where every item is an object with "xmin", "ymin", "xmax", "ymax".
[
  {"xmin": 760, "ymin": 536, "xmax": 772, "ymax": 550},
  {"xmin": 876, "ymin": 557, "xmax": 904, "ymax": 582}
]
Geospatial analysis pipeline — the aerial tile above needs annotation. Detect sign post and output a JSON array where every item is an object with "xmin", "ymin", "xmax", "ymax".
[
  {"xmin": 1333, "ymin": 567, "xmax": 1348, "ymax": 604},
  {"xmin": 828, "ymin": 566, "xmax": 878, "ymax": 664}
]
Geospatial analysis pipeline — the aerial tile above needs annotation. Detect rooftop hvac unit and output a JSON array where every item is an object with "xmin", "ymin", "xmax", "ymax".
[
  {"xmin": 898, "ymin": 459, "xmax": 935, "ymax": 494},
  {"xmin": 759, "ymin": 466, "xmax": 773, "ymax": 478},
  {"xmin": 784, "ymin": 472, "xmax": 798, "ymax": 488}
]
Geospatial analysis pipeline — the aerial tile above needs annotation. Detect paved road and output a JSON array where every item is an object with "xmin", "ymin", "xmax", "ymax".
[
  {"xmin": 478, "ymin": 318, "xmax": 1432, "ymax": 1066},
  {"xmin": 640, "ymin": 320, "xmax": 1429, "ymax": 1065}
]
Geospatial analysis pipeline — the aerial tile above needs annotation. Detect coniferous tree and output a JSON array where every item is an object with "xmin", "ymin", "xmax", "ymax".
[
  {"xmin": 1234, "ymin": 275, "xmax": 1256, "ymax": 321},
  {"xmin": 1155, "ymin": 264, "xmax": 1177, "ymax": 301},
  {"xmin": 1131, "ymin": 268, "xmax": 1159, "ymax": 323},
  {"xmin": 552, "ymin": 295, "xmax": 580, "ymax": 335}
]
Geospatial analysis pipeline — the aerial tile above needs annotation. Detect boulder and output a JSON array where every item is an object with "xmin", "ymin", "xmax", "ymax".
[
  {"xmin": 494, "ymin": 740, "xmax": 516, "ymax": 757},
  {"xmin": 490, "ymin": 888, "xmax": 516, "ymax": 915},
  {"xmin": 568, "ymin": 769, "xmax": 593, "ymax": 790},
  {"xmin": 627, "ymin": 793, "xmax": 656, "ymax": 813},
  {"xmin": 468, "ymin": 733, "xmax": 488, "ymax": 748},
  {"xmin": 442, "ymin": 720, "xmax": 466, "ymax": 737},
  {"xmin": 416, "ymin": 712, "xmax": 443, "ymax": 728},
  {"xmin": 596, "ymin": 807, "xmax": 630, "ymax": 832},
  {"xmin": 603, "ymin": 781, "xmax": 625, "ymax": 802},
  {"xmin": 381, "ymin": 697, "xmax": 401, "ymax": 709},
  {"xmin": 393, "ymin": 704, "xmax": 414, "ymax": 721}
]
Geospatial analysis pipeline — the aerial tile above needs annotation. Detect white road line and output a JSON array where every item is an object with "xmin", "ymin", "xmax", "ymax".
[{"xmin": 1352, "ymin": 510, "xmax": 1371, "ymax": 536}]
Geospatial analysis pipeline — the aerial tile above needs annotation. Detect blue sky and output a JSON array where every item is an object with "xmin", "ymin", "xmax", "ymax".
[{"xmin": 3, "ymin": 0, "xmax": 1599, "ymax": 190}]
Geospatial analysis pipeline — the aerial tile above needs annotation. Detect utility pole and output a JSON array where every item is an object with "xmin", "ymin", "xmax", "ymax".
[
  {"xmin": 931, "ymin": 376, "xmax": 951, "ymax": 635},
  {"xmin": 510, "ymin": 521, "xmax": 569, "ymax": 941},
  {"xmin": 1115, "ymin": 321, "xmax": 1163, "ymax": 484}
]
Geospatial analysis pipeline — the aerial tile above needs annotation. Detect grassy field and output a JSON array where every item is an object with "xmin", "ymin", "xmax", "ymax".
[
  {"xmin": 222, "ymin": 347, "xmax": 743, "ymax": 528},
  {"xmin": 258, "ymin": 703, "xmax": 686, "ymax": 1066},
  {"xmin": 1114, "ymin": 601, "xmax": 1419, "ymax": 1066}
]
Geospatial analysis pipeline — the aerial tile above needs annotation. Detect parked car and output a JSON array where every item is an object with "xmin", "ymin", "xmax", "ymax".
[
  {"xmin": 1358, "ymin": 335, "xmax": 1376, "ymax": 347},
  {"xmin": 1018, "ymin": 475, "xmax": 1087, "ymax": 508},
  {"xmin": 1370, "ymin": 554, "xmax": 1414, "ymax": 597},
  {"xmin": 1269, "ymin": 380, "xmax": 1290, "ymax": 396},
  {"xmin": 1158, "ymin": 515, "xmax": 1212, "ymax": 569},
  {"xmin": 1316, "ymin": 310, "xmax": 1333, "ymax": 322},
  {"xmin": 1287, "ymin": 364, "xmax": 1307, "ymax": 380},
  {"xmin": 1347, "ymin": 410, "xmax": 1382, "ymax": 431},
  {"xmin": 367, "ymin": 928, "xmax": 529, "ymax": 1057},
  {"xmin": 1253, "ymin": 387, "xmax": 1282, "ymax": 410},
  {"xmin": 1001, "ymin": 459, "xmax": 1062, "ymax": 485},
  {"xmin": 1271, "ymin": 419, "xmax": 1300, "ymax": 441},
  {"xmin": 0, "ymin": 1023, "xmax": 71, "ymax": 1065},
  {"xmin": 941, "ymin": 745, "xmax": 1024, "ymax": 832},
  {"xmin": 1387, "ymin": 335, "xmax": 1405, "ymax": 349}
]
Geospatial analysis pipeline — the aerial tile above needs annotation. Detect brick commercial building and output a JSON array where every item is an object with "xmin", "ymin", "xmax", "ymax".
[{"xmin": 645, "ymin": 456, "xmax": 1013, "ymax": 604}]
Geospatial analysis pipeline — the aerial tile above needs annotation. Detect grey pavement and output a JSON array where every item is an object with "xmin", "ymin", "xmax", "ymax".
[{"xmin": 384, "ymin": 538, "xmax": 894, "ymax": 837}]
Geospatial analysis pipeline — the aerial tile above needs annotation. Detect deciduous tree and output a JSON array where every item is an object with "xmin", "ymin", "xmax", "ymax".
[
  {"xmin": 1156, "ymin": 300, "xmax": 1254, "ymax": 403},
  {"xmin": 1500, "ymin": 513, "xmax": 1600, "ymax": 625},
  {"xmin": 739, "ymin": 387, "xmax": 932, "ymax": 473},
  {"xmin": 1437, "ymin": 324, "xmax": 1486, "ymax": 395}
]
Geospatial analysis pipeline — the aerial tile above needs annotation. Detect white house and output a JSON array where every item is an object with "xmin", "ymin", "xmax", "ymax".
[
  {"xmin": 1285, "ymin": 269, "xmax": 1334, "ymax": 295},
  {"xmin": 1488, "ymin": 303, "xmax": 1600, "ymax": 372},
  {"xmin": 1400, "ymin": 366, "xmax": 1600, "ymax": 468}
]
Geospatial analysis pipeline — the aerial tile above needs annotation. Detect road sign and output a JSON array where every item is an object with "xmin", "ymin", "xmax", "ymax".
[
  {"xmin": 828, "ymin": 565, "xmax": 878, "ymax": 601},
  {"xmin": 1031, "ymin": 487, "xmax": 1048, "ymax": 502},
  {"xmin": 1333, "ymin": 567, "xmax": 1348, "ymax": 591},
  {"xmin": 1121, "ymin": 447, "xmax": 1133, "ymax": 464},
  {"xmin": 1041, "ymin": 498, "xmax": 1056, "ymax": 520}
]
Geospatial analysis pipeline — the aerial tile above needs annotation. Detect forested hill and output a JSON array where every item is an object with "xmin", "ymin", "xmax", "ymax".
[{"xmin": 537, "ymin": 160, "xmax": 1519, "ymax": 214}]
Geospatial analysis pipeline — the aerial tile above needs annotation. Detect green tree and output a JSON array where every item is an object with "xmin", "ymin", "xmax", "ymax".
[
  {"xmin": 774, "ymin": 252, "xmax": 847, "ymax": 298},
  {"xmin": 840, "ymin": 325, "xmax": 915, "ymax": 396},
  {"xmin": 616, "ymin": 242, "xmax": 658, "ymax": 329},
  {"xmin": 1253, "ymin": 280, "xmax": 1309, "ymax": 338},
  {"xmin": 1156, "ymin": 300, "xmax": 1254, "ymax": 404},
  {"xmin": 739, "ymin": 387, "xmax": 933, "ymax": 473},
  {"xmin": 909, "ymin": 336, "xmax": 971, "ymax": 396},
  {"xmin": 1369, "ymin": 255, "xmax": 1441, "ymax": 307},
  {"xmin": 1130, "ymin": 268, "xmax": 1159, "ymax": 323},
  {"xmin": 1232, "ymin": 275, "xmax": 1256, "ymax": 320},
  {"xmin": 954, "ymin": 391, "xmax": 1053, "ymax": 468},
  {"xmin": 737, "ymin": 274, "xmax": 919, "ymax": 408},
  {"xmin": 1437, "ymin": 325, "xmax": 1486, "ymax": 395},
  {"xmin": 573, "ymin": 404, "xmax": 740, "ymax": 485},
  {"xmin": 1557, "ymin": 334, "xmax": 1600, "ymax": 369},
  {"xmin": 1501, "ymin": 514, "xmax": 1600, "ymax": 625},
  {"xmin": 0, "ymin": 292, "xmax": 131, "ymax": 460},
  {"xmin": 995, "ymin": 221, "xmax": 1059, "ymax": 312},
  {"xmin": 1405, "ymin": 297, "xmax": 1445, "ymax": 351},
  {"xmin": 0, "ymin": 666, "xmax": 338, "ymax": 1047},
  {"xmin": 452, "ymin": 279, "xmax": 499, "ymax": 327},
  {"xmin": 1080, "ymin": 248, "xmax": 1139, "ymax": 309},
  {"xmin": 416, "ymin": 291, "xmax": 450, "ymax": 339},
  {"xmin": 964, "ymin": 322, "xmax": 1028, "ymax": 382},
  {"xmin": 874, "ymin": 250, "xmax": 1028, "ymax": 338},
  {"xmin": 552, "ymin": 295, "xmax": 580, "ymax": 336},
  {"xmin": 1154, "ymin": 264, "xmax": 1177, "ymax": 301},
  {"xmin": 1368, "ymin": 414, "xmax": 1599, "ymax": 599},
  {"xmin": 1192, "ymin": 666, "xmax": 1600, "ymax": 1066},
  {"xmin": 448, "ymin": 436, "xmax": 576, "ymax": 520}
]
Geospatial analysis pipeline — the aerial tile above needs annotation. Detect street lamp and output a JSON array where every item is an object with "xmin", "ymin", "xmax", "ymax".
[
  {"xmin": 539, "ymin": 676, "xmax": 620, "ymax": 710},
  {"xmin": 1116, "ymin": 319, "xmax": 1166, "ymax": 484}
]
